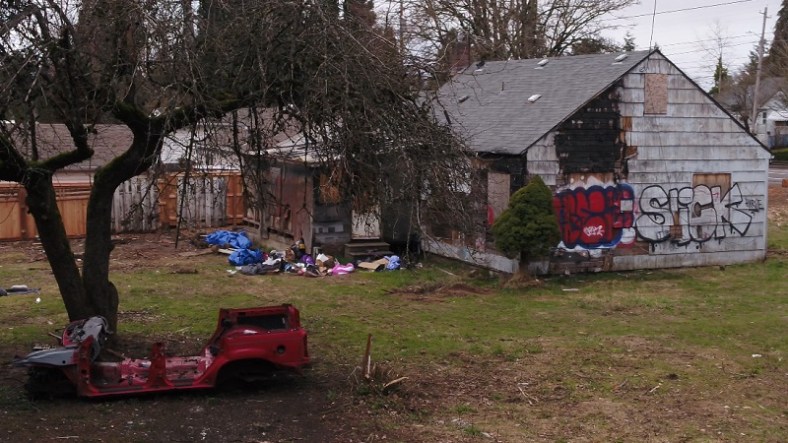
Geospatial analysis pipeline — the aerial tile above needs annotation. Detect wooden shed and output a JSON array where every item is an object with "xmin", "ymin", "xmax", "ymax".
[{"xmin": 430, "ymin": 49, "xmax": 771, "ymax": 273}]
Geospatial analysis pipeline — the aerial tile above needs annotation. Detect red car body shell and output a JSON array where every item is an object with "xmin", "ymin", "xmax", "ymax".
[{"xmin": 28, "ymin": 305, "xmax": 309, "ymax": 398}]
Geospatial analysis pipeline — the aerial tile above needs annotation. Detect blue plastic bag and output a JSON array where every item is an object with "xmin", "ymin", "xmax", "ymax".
[{"xmin": 386, "ymin": 255, "xmax": 401, "ymax": 270}]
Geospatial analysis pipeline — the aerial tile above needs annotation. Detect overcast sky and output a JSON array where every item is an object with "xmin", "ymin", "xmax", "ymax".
[{"xmin": 601, "ymin": 0, "xmax": 782, "ymax": 89}]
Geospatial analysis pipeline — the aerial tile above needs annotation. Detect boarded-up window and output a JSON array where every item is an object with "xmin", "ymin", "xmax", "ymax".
[
  {"xmin": 487, "ymin": 172, "xmax": 510, "ymax": 225},
  {"xmin": 693, "ymin": 173, "xmax": 731, "ymax": 196},
  {"xmin": 644, "ymin": 74, "xmax": 668, "ymax": 114}
]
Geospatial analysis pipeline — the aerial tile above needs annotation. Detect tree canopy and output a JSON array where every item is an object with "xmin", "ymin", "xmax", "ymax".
[
  {"xmin": 388, "ymin": 0, "xmax": 637, "ymax": 80},
  {"xmin": 0, "ymin": 0, "xmax": 474, "ymax": 330}
]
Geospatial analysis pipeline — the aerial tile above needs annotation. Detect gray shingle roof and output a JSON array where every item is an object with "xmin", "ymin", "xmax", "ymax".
[
  {"xmin": 13, "ymin": 124, "xmax": 133, "ymax": 171},
  {"xmin": 435, "ymin": 50, "xmax": 653, "ymax": 155}
]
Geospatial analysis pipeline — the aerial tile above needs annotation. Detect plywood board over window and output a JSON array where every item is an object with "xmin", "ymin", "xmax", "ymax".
[
  {"xmin": 693, "ymin": 172, "xmax": 731, "ymax": 196},
  {"xmin": 644, "ymin": 74, "xmax": 668, "ymax": 115},
  {"xmin": 487, "ymin": 172, "xmax": 511, "ymax": 224}
]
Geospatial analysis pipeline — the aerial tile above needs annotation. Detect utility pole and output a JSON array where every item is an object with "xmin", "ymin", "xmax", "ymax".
[
  {"xmin": 399, "ymin": 0, "xmax": 405, "ymax": 54},
  {"xmin": 751, "ymin": 6, "xmax": 768, "ymax": 133}
]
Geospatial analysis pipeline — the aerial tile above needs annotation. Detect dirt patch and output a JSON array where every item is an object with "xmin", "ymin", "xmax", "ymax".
[
  {"xmin": 387, "ymin": 282, "xmax": 492, "ymax": 301},
  {"xmin": 769, "ymin": 185, "xmax": 788, "ymax": 226},
  {"xmin": 0, "ymin": 358, "xmax": 371, "ymax": 443},
  {"xmin": 117, "ymin": 309, "xmax": 162, "ymax": 324}
]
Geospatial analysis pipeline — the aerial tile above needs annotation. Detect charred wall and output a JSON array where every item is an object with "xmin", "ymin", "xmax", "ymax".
[{"xmin": 554, "ymin": 84, "xmax": 629, "ymax": 178}]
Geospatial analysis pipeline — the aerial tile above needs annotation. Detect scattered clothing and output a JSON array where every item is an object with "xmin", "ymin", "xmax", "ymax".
[
  {"xmin": 239, "ymin": 261, "xmax": 281, "ymax": 275},
  {"xmin": 330, "ymin": 262, "xmax": 355, "ymax": 275},
  {"xmin": 229, "ymin": 246, "xmax": 356, "ymax": 278}
]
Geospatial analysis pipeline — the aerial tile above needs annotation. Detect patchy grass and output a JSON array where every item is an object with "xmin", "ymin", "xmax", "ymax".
[{"xmin": 0, "ymin": 223, "xmax": 786, "ymax": 441}]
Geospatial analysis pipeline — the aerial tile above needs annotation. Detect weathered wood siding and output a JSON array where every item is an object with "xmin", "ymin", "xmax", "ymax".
[
  {"xmin": 539, "ymin": 53, "xmax": 770, "ymax": 272},
  {"xmin": 156, "ymin": 172, "xmax": 244, "ymax": 230},
  {"xmin": 1, "ymin": 171, "xmax": 244, "ymax": 240},
  {"xmin": 113, "ymin": 177, "xmax": 159, "ymax": 232},
  {"xmin": 527, "ymin": 134, "xmax": 559, "ymax": 186}
]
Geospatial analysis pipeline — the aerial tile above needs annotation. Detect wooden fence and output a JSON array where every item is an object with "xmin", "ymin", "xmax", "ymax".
[
  {"xmin": 0, "ymin": 183, "xmax": 91, "ymax": 241},
  {"xmin": 0, "ymin": 171, "xmax": 244, "ymax": 241}
]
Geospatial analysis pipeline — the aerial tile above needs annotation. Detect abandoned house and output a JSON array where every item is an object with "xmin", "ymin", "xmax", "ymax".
[{"xmin": 428, "ymin": 49, "xmax": 771, "ymax": 274}]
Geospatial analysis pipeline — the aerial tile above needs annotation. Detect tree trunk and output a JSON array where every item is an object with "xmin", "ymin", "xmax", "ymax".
[
  {"xmin": 82, "ymin": 166, "xmax": 120, "ymax": 332},
  {"xmin": 82, "ymin": 127, "xmax": 165, "ymax": 333},
  {"xmin": 24, "ymin": 170, "xmax": 93, "ymax": 320}
]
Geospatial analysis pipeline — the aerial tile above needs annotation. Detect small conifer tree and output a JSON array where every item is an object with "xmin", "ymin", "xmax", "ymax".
[{"xmin": 492, "ymin": 176, "xmax": 560, "ymax": 265}]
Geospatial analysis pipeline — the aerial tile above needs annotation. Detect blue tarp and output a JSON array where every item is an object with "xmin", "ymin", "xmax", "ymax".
[
  {"xmin": 228, "ymin": 248, "xmax": 263, "ymax": 266},
  {"xmin": 205, "ymin": 230, "xmax": 253, "ymax": 250}
]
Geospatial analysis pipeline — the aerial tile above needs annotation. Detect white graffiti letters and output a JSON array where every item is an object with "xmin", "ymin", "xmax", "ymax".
[{"xmin": 635, "ymin": 183, "xmax": 753, "ymax": 245}]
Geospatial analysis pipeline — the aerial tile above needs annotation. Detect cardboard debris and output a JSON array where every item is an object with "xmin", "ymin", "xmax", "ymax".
[{"xmin": 358, "ymin": 258, "xmax": 389, "ymax": 271}]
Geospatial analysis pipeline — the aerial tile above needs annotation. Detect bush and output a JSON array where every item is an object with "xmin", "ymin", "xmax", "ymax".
[
  {"xmin": 772, "ymin": 148, "xmax": 788, "ymax": 161},
  {"xmin": 491, "ymin": 175, "xmax": 559, "ymax": 261}
]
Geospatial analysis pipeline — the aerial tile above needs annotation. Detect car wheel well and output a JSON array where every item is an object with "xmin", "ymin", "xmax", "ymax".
[{"xmin": 215, "ymin": 359, "xmax": 278, "ymax": 387}]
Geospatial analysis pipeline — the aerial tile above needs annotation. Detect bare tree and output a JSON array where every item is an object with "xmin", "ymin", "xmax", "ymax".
[
  {"xmin": 1, "ymin": 0, "xmax": 475, "ymax": 332},
  {"xmin": 700, "ymin": 21, "xmax": 733, "ymax": 96},
  {"xmin": 391, "ymin": 0, "xmax": 636, "ymax": 72}
]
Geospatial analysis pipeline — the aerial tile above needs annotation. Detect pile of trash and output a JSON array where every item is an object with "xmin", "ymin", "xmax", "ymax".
[
  {"xmin": 238, "ymin": 246, "xmax": 352, "ymax": 277},
  {"xmin": 204, "ymin": 230, "xmax": 401, "ymax": 277}
]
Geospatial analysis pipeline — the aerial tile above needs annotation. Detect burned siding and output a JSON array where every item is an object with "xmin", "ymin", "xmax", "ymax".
[{"xmin": 554, "ymin": 86, "xmax": 629, "ymax": 177}]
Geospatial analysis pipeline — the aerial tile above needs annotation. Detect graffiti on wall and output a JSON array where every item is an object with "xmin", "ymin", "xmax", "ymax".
[
  {"xmin": 553, "ymin": 180, "xmax": 636, "ymax": 249},
  {"xmin": 635, "ymin": 183, "xmax": 756, "ymax": 245},
  {"xmin": 553, "ymin": 179, "xmax": 763, "ymax": 251}
]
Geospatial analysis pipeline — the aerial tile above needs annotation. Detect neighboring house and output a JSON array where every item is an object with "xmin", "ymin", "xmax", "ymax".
[
  {"xmin": 0, "ymin": 122, "xmax": 242, "ymax": 240},
  {"xmin": 752, "ymin": 90, "xmax": 788, "ymax": 149},
  {"xmin": 1, "ymin": 124, "xmax": 132, "ymax": 240},
  {"xmin": 157, "ymin": 123, "xmax": 246, "ymax": 229},
  {"xmin": 429, "ymin": 49, "xmax": 771, "ymax": 274},
  {"xmin": 716, "ymin": 77, "xmax": 788, "ymax": 149}
]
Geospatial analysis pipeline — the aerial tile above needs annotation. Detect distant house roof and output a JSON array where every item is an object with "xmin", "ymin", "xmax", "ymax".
[
  {"xmin": 435, "ymin": 50, "xmax": 653, "ymax": 155},
  {"xmin": 19, "ymin": 108, "xmax": 301, "ymax": 172},
  {"xmin": 715, "ymin": 77, "xmax": 788, "ymax": 112},
  {"xmin": 13, "ymin": 123, "xmax": 133, "ymax": 171}
]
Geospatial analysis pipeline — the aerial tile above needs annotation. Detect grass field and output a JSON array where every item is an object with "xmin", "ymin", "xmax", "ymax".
[{"xmin": 0, "ymin": 189, "xmax": 786, "ymax": 442}]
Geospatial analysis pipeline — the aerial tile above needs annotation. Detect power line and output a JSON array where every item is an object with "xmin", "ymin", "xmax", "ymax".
[
  {"xmin": 675, "ymin": 56, "xmax": 753, "ymax": 70},
  {"xmin": 608, "ymin": 0, "xmax": 754, "ymax": 21},
  {"xmin": 664, "ymin": 40, "xmax": 760, "ymax": 56},
  {"xmin": 655, "ymin": 33, "xmax": 754, "ymax": 48},
  {"xmin": 648, "ymin": 1, "xmax": 657, "ymax": 50}
]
